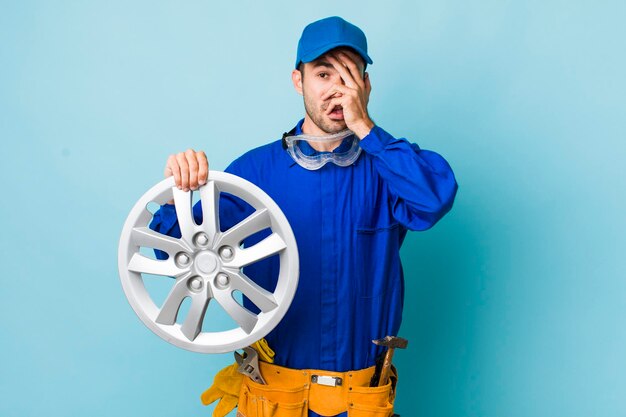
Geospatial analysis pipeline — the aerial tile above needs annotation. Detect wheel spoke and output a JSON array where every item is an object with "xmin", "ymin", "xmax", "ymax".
[
  {"xmin": 200, "ymin": 180, "xmax": 220, "ymax": 242},
  {"xmin": 217, "ymin": 208, "xmax": 271, "ymax": 248},
  {"xmin": 173, "ymin": 187, "xmax": 196, "ymax": 242},
  {"xmin": 213, "ymin": 289, "xmax": 258, "ymax": 334},
  {"xmin": 155, "ymin": 278, "xmax": 191, "ymax": 325},
  {"xmin": 128, "ymin": 253, "xmax": 185, "ymax": 277},
  {"xmin": 131, "ymin": 227, "xmax": 192, "ymax": 256},
  {"xmin": 181, "ymin": 295, "xmax": 210, "ymax": 341},
  {"xmin": 227, "ymin": 271, "xmax": 277, "ymax": 313},
  {"xmin": 228, "ymin": 233, "xmax": 286, "ymax": 268}
]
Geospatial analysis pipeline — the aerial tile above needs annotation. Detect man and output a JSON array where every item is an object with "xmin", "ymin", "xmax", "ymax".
[{"xmin": 150, "ymin": 16, "xmax": 457, "ymax": 417}]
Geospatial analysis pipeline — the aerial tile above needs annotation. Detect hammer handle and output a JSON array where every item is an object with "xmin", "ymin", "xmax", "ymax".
[{"xmin": 377, "ymin": 348, "xmax": 395, "ymax": 386}]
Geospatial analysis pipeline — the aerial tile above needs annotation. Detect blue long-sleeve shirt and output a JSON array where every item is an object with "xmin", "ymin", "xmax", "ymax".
[{"xmin": 149, "ymin": 119, "xmax": 457, "ymax": 373}]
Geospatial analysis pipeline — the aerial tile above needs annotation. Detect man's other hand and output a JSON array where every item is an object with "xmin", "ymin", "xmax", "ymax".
[{"xmin": 164, "ymin": 149, "xmax": 209, "ymax": 192}]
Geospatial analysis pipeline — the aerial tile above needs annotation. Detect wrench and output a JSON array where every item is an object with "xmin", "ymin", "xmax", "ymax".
[{"xmin": 234, "ymin": 346, "xmax": 266, "ymax": 385}]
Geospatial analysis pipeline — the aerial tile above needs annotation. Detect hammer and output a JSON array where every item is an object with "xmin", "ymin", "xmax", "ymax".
[{"xmin": 372, "ymin": 335, "xmax": 408, "ymax": 387}]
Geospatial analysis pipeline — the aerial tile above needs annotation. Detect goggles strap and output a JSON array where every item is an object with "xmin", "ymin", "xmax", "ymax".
[{"xmin": 281, "ymin": 127, "xmax": 297, "ymax": 150}]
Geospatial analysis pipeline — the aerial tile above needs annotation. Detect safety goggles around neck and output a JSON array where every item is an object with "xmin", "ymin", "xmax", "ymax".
[{"xmin": 283, "ymin": 129, "xmax": 362, "ymax": 170}]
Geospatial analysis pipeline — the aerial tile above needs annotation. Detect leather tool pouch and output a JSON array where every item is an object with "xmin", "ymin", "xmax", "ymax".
[
  {"xmin": 238, "ymin": 377, "xmax": 308, "ymax": 417},
  {"xmin": 237, "ymin": 363, "xmax": 397, "ymax": 417}
]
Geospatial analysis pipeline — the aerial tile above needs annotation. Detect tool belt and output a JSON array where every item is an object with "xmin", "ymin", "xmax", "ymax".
[{"xmin": 237, "ymin": 361, "xmax": 397, "ymax": 417}]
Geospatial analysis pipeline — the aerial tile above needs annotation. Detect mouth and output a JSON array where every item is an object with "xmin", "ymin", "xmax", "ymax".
[{"xmin": 328, "ymin": 105, "xmax": 344, "ymax": 120}]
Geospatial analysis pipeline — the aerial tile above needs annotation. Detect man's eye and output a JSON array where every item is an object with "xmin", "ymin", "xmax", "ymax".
[{"xmin": 318, "ymin": 72, "xmax": 329, "ymax": 79}]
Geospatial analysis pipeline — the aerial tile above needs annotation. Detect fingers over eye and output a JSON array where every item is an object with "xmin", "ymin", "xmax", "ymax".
[
  {"xmin": 328, "ymin": 53, "xmax": 362, "ymax": 89},
  {"xmin": 325, "ymin": 55, "xmax": 355, "ymax": 86}
]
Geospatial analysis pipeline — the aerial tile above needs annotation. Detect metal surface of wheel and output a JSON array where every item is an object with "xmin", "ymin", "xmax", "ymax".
[{"xmin": 118, "ymin": 173, "xmax": 299, "ymax": 353}]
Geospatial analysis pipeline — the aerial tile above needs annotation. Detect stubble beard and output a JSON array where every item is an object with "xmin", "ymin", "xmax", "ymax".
[{"xmin": 303, "ymin": 92, "xmax": 346, "ymax": 134}]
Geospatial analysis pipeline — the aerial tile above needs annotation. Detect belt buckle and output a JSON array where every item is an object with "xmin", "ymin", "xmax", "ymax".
[{"xmin": 311, "ymin": 375, "xmax": 343, "ymax": 387}]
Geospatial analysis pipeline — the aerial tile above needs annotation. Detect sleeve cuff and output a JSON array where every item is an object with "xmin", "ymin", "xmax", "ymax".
[
  {"xmin": 358, "ymin": 125, "xmax": 395, "ymax": 155},
  {"xmin": 158, "ymin": 203, "xmax": 178, "ymax": 231}
]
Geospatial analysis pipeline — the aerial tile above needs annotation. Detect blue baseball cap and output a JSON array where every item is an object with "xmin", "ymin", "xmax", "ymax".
[{"xmin": 295, "ymin": 16, "xmax": 373, "ymax": 69}]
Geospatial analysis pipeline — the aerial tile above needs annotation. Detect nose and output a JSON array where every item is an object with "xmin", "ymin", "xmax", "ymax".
[
  {"xmin": 331, "ymin": 73, "xmax": 345, "ymax": 87},
  {"xmin": 330, "ymin": 76, "xmax": 345, "ymax": 97}
]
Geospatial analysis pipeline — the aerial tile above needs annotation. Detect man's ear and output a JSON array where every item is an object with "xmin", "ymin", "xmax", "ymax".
[
  {"xmin": 292, "ymin": 69, "xmax": 303, "ymax": 95},
  {"xmin": 364, "ymin": 71, "xmax": 371, "ymax": 104}
]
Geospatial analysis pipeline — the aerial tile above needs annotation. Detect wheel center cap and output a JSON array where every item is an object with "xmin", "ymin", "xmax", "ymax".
[{"xmin": 195, "ymin": 252, "xmax": 219, "ymax": 274}]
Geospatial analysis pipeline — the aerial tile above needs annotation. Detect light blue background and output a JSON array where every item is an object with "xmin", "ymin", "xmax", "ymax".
[{"xmin": 1, "ymin": 1, "xmax": 624, "ymax": 416}]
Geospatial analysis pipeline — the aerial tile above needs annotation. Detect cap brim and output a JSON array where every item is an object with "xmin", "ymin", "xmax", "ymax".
[{"xmin": 297, "ymin": 42, "xmax": 373, "ymax": 68}]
